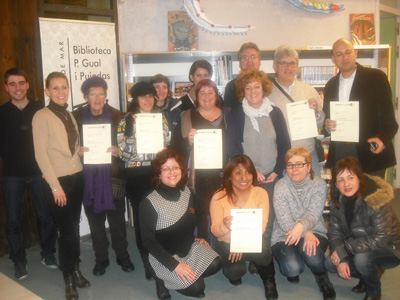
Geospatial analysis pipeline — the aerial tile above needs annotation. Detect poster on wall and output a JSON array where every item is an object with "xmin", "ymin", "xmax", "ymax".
[
  {"xmin": 39, "ymin": 18, "xmax": 120, "ymax": 111},
  {"xmin": 350, "ymin": 13, "xmax": 376, "ymax": 45},
  {"xmin": 168, "ymin": 11, "xmax": 198, "ymax": 51}
]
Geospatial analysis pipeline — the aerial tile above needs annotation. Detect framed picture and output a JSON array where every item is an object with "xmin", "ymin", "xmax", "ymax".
[{"xmin": 168, "ymin": 10, "xmax": 198, "ymax": 51}]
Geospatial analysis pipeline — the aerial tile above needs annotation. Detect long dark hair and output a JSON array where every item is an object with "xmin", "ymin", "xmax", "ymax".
[
  {"xmin": 216, "ymin": 155, "xmax": 258, "ymax": 203},
  {"xmin": 151, "ymin": 149, "xmax": 188, "ymax": 188},
  {"xmin": 330, "ymin": 157, "xmax": 366, "ymax": 208}
]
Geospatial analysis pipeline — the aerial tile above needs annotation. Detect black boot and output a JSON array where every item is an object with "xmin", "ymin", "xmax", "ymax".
[
  {"xmin": 63, "ymin": 272, "xmax": 79, "ymax": 300},
  {"xmin": 254, "ymin": 260, "xmax": 279, "ymax": 300},
  {"xmin": 73, "ymin": 264, "xmax": 90, "ymax": 288},
  {"xmin": 156, "ymin": 281, "xmax": 171, "ymax": 300},
  {"xmin": 352, "ymin": 279, "xmax": 365, "ymax": 293},
  {"xmin": 313, "ymin": 272, "xmax": 336, "ymax": 300}
]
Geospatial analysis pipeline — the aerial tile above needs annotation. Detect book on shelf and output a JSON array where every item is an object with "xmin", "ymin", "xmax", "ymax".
[
  {"xmin": 298, "ymin": 66, "xmax": 337, "ymax": 86},
  {"xmin": 212, "ymin": 55, "xmax": 233, "ymax": 86},
  {"xmin": 174, "ymin": 81, "xmax": 193, "ymax": 98}
]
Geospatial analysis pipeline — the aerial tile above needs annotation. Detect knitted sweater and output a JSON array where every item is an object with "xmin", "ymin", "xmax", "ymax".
[
  {"xmin": 32, "ymin": 107, "xmax": 82, "ymax": 192},
  {"xmin": 271, "ymin": 173, "xmax": 327, "ymax": 246}
]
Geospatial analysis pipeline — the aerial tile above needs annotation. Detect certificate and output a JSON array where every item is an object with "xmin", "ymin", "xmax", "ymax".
[
  {"xmin": 136, "ymin": 113, "xmax": 164, "ymax": 154},
  {"xmin": 230, "ymin": 208, "xmax": 262, "ymax": 253},
  {"xmin": 286, "ymin": 101, "xmax": 319, "ymax": 141},
  {"xmin": 193, "ymin": 129, "xmax": 222, "ymax": 169},
  {"xmin": 82, "ymin": 124, "xmax": 111, "ymax": 164},
  {"xmin": 330, "ymin": 101, "xmax": 359, "ymax": 142}
]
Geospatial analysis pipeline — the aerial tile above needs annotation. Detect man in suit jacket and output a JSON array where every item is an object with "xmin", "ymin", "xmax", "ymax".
[{"xmin": 323, "ymin": 38, "xmax": 398, "ymax": 177}]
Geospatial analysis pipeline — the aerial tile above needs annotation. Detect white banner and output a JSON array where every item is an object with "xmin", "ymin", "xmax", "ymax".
[{"xmin": 39, "ymin": 18, "xmax": 120, "ymax": 111}]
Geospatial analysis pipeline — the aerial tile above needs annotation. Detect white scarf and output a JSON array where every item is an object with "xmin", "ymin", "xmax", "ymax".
[{"xmin": 242, "ymin": 97, "xmax": 273, "ymax": 133}]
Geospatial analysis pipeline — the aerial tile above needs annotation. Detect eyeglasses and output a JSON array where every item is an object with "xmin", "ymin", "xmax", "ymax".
[
  {"xmin": 286, "ymin": 162, "xmax": 309, "ymax": 169},
  {"xmin": 161, "ymin": 166, "xmax": 180, "ymax": 173},
  {"xmin": 87, "ymin": 94, "xmax": 106, "ymax": 99},
  {"xmin": 277, "ymin": 61, "xmax": 298, "ymax": 68},
  {"xmin": 240, "ymin": 54, "xmax": 258, "ymax": 61}
]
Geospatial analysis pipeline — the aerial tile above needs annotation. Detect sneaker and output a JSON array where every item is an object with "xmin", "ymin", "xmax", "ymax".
[
  {"xmin": 41, "ymin": 254, "xmax": 58, "ymax": 269},
  {"xmin": 14, "ymin": 262, "xmax": 28, "ymax": 280},
  {"xmin": 116, "ymin": 257, "xmax": 135, "ymax": 272}
]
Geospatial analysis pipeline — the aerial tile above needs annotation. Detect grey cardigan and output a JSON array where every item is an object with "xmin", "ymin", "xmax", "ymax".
[{"xmin": 271, "ymin": 173, "xmax": 327, "ymax": 246}]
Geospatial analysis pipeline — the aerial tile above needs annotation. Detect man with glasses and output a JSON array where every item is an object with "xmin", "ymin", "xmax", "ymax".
[
  {"xmin": 224, "ymin": 42, "xmax": 262, "ymax": 108},
  {"xmin": 268, "ymin": 45, "xmax": 325, "ymax": 176},
  {"xmin": 323, "ymin": 38, "xmax": 397, "ymax": 179}
]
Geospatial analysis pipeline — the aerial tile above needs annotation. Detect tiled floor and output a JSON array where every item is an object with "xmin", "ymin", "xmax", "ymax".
[{"xmin": 1, "ymin": 195, "xmax": 400, "ymax": 300}]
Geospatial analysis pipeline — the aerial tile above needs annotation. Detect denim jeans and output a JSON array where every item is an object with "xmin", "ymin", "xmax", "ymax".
[
  {"xmin": 43, "ymin": 172, "xmax": 84, "ymax": 273},
  {"xmin": 272, "ymin": 234, "xmax": 328, "ymax": 277},
  {"xmin": 325, "ymin": 247, "xmax": 400, "ymax": 297},
  {"xmin": 3, "ymin": 175, "xmax": 56, "ymax": 264}
]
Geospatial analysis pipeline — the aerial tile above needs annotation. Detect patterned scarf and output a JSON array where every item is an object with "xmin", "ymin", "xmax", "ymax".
[{"xmin": 242, "ymin": 97, "xmax": 273, "ymax": 133}]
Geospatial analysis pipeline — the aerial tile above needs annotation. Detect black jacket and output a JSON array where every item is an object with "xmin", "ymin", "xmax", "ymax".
[{"xmin": 328, "ymin": 174, "xmax": 400, "ymax": 261}]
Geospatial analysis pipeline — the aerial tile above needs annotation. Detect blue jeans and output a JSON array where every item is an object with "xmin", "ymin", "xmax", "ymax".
[
  {"xmin": 3, "ymin": 175, "xmax": 56, "ymax": 264},
  {"xmin": 272, "ymin": 234, "xmax": 328, "ymax": 277},
  {"xmin": 325, "ymin": 247, "xmax": 400, "ymax": 297}
]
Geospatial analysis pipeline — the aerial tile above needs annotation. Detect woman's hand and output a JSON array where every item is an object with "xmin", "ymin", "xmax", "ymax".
[
  {"xmin": 223, "ymin": 216, "xmax": 233, "ymax": 231},
  {"xmin": 330, "ymin": 250, "xmax": 340, "ymax": 267},
  {"xmin": 256, "ymin": 169, "xmax": 266, "ymax": 183},
  {"xmin": 188, "ymin": 128, "xmax": 197, "ymax": 146},
  {"xmin": 228, "ymin": 252, "xmax": 243, "ymax": 263},
  {"xmin": 131, "ymin": 114, "xmax": 137, "ymax": 120},
  {"xmin": 265, "ymin": 172, "xmax": 278, "ymax": 183},
  {"xmin": 174, "ymin": 263, "xmax": 196, "ymax": 282},
  {"xmin": 107, "ymin": 145, "xmax": 119, "ymax": 157},
  {"xmin": 195, "ymin": 238, "xmax": 210, "ymax": 247},
  {"xmin": 338, "ymin": 262, "xmax": 351, "ymax": 280},
  {"xmin": 53, "ymin": 189, "xmax": 67, "ymax": 207},
  {"xmin": 303, "ymin": 231, "xmax": 320, "ymax": 256},
  {"xmin": 78, "ymin": 146, "xmax": 89, "ymax": 157},
  {"xmin": 285, "ymin": 222, "xmax": 304, "ymax": 246}
]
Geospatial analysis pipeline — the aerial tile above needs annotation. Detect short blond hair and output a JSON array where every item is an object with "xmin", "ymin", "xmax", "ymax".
[{"xmin": 284, "ymin": 147, "xmax": 314, "ymax": 179}]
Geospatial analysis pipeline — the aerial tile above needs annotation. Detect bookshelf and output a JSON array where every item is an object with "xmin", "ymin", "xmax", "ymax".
[{"xmin": 122, "ymin": 45, "xmax": 390, "ymax": 110}]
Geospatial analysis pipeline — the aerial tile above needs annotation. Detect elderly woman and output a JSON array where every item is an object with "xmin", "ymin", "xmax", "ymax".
[
  {"xmin": 117, "ymin": 82, "xmax": 169, "ymax": 279},
  {"xmin": 325, "ymin": 157, "xmax": 400, "ymax": 300},
  {"xmin": 32, "ymin": 72, "xmax": 89, "ymax": 300},
  {"xmin": 150, "ymin": 74, "xmax": 182, "ymax": 133},
  {"xmin": 271, "ymin": 147, "xmax": 335, "ymax": 300},
  {"xmin": 140, "ymin": 149, "xmax": 221, "ymax": 300},
  {"xmin": 179, "ymin": 59, "xmax": 213, "ymax": 111},
  {"xmin": 170, "ymin": 79, "xmax": 229, "ymax": 241},
  {"xmin": 73, "ymin": 76, "xmax": 134, "ymax": 276},
  {"xmin": 268, "ymin": 45, "xmax": 325, "ymax": 176},
  {"xmin": 210, "ymin": 155, "xmax": 276, "ymax": 300}
]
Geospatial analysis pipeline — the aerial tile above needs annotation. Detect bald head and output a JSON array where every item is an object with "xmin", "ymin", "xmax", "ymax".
[{"xmin": 331, "ymin": 38, "xmax": 358, "ymax": 78}]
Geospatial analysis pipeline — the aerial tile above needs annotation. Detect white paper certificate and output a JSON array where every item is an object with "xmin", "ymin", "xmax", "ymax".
[
  {"xmin": 230, "ymin": 208, "xmax": 262, "ymax": 253},
  {"xmin": 194, "ymin": 129, "xmax": 222, "ymax": 169},
  {"xmin": 82, "ymin": 124, "xmax": 111, "ymax": 164},
  {"xmin": 330, "ymin": 101, "xmax": 359, "ymax": 142},
  {"xmin": 136, "ymin": 113, "xmax": 164, "ymax": 154},
  {"xmin": 286, "ymin": 101, "xmax": 319, "ymax": 141}
]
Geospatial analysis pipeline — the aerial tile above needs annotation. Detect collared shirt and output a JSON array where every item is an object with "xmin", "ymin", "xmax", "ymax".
[
  {"xmin": 276, "ymin": 79, "xmax": 296, "ymax": 95},
  {"xmin": 339, "ymin": 70, "xmax": 356, "ymax": 102}
]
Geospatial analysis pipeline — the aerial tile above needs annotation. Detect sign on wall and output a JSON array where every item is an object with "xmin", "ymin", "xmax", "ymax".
[{"xmin": 39, "ymin": 18, "xmax": 120, "ymax": 110}]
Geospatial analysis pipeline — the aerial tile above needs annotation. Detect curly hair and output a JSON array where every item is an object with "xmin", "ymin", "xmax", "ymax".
[
  {"xmin": 235, "ymin": 69, "xmax": 273, "ymax": 102},
  {"xmin": 151, "ymin": 149, "xmax": 188, "ymax": 188},
  {"xmin": 284, "ymin": 147, "xmax": 314, "ymax": 180}
]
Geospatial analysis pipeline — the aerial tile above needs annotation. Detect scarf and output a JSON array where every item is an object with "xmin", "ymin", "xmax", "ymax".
[
  {"xmin": 82, "ymin": 105, "xmax": 115, "ymax": 213},
  {"xmin": 242, "ymin": 97, "xmax": 273, "ymax": 133}
]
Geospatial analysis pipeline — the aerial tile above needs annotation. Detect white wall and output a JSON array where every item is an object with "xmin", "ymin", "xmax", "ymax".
[{"xmin": 117, "ymin": 0, "xmax": 380, "ymax": 52}]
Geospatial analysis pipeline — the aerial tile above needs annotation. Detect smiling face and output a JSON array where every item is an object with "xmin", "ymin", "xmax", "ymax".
[
  {"xmin": 239, "ymin": 48, "xmax": 261, "ymax": 71},
  {"xmin": 85, "ymin": 87, "xmax": 106, "ymax": 116},
  {"xmin": 244, "ymin": 80, "xmax": 264, "ymax": 108},
  {"xmin": 331, "ymin": 39, "xmax": 358, "ymax": 78},
  {"xmin": 153, "ymin": 81, "xmax": 169, "ymax": 104},
  {"xmin": 273, "ymin": 56, "xmax": 298, "ymax": 87},
  {"xmin": 190, "ymin": 67, "xmax": 210, "ymax": 87},
  {"xmin": 197, "ymin": 86, "xmax": 217, "ymax": 111},
  {"xmin": 138, "ymin": 94, "xmax": 155, "ymax": 113},
  {"xmin": 160, "ymin": 158, "xmax": 182, "ymax": 188},
  {"xmin": 5, "ymin": 75, "xmax": 29, "ymax": 105},
  {"xmin": 336, "ymin": 168, "xmax": 360, "ymax": 198},
  {"xmin": 45, "ymin": 77, "xmax": 69, "ymax": 106},
  {"xmin": 286, "ymin": 155, "xmax": 311, "ymax": 183},
  {"xmin": 230, "ymin": 163, "xmax": 253, "ymax": 193}
]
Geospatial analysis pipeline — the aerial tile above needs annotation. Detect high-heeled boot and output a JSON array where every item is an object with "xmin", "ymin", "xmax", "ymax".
[
  {"xmin": 313, "ymin": 272, "xmax": 336, "ymax": 300},
  {"xmin": 254, "ymin": 260, "xmax": 279, "ymax": 300},
  {"xmin": 63, "ymin": 272, "xmax": 79, "ymax": 300},
  {"xmin": 73, "ymin": 264, "xmax": 90, "ymax": 288},
  {"xmin": 156, "ymin": 281, "xmax": 171, "ymax": 300}
]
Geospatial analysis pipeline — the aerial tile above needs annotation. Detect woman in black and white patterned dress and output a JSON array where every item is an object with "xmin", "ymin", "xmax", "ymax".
[{"xmin": 139, "ymin": 149, "xmax": 221, "ymax": 299}]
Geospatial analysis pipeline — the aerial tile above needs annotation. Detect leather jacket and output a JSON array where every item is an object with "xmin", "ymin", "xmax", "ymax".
[{"xmin": 328, "ymin": 174, "xmax": 400, "ymax": 261}]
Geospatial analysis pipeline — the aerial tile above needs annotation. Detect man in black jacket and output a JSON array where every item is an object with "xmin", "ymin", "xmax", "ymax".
[{"xmin": 323, "ymin": 38, "xmax": 398, "ymax": 177}]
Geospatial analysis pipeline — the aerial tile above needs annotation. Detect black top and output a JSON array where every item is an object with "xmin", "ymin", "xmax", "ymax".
[{"xmin": 0, "ymin": 100, "xmax": 43, "ymax": 176}]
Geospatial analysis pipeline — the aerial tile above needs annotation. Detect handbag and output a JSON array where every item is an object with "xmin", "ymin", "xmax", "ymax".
[{"xmin": 271, "ymin": 78, "xmax": 325, "ymax": 162}]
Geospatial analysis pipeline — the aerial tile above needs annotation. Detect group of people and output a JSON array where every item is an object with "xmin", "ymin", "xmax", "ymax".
[{"xmin": 1, "ymin": 37, "xmax": 400, "ymax": 300}]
